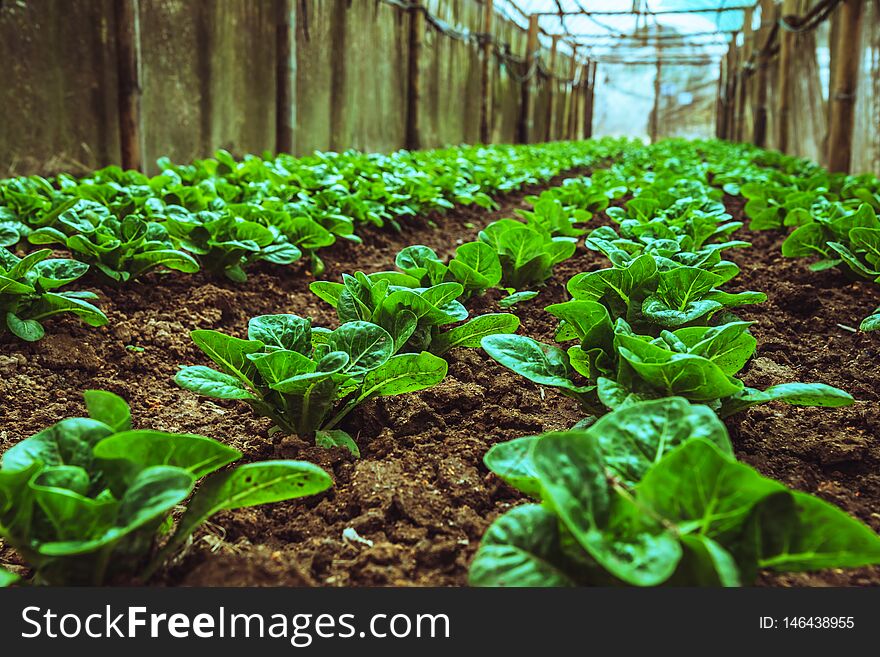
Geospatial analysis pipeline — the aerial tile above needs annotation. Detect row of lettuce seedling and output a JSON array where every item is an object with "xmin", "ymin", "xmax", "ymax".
[
  {"xmin": 0, "ymin": 139, "xmax": 631, "ymax": 342},
  {"xmin": 468, "ymin": 141, "xmax": 880, "ymax": 586},
  {"xmin": 700, "ymin": 139, "xmax": 880, "ymax": 331}
]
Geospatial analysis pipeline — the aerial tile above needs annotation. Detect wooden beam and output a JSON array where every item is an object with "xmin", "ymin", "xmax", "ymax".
[
  {"xmin": 776, "ymin": 0, "xmax": 797, "ymax": 153},
  {"xmin": 734, "ymin": 7, "xmax": 753, "ymax": 142},
  {"xmin": 275, "ymin": 0, "xmax": 295, "ymax": 154},
  {"xmin": 479, "ymin": 0, "xmax": 494, "ymax": 144},
  {"xmin": 651, "ymin": 24, "xmax": 662, "ymax": 144},
  {"xmin": 583, "ymin": 60, "xmax": 596, "ymax": 139},
  {"xmin": 546, "ymin": 34, "xmax": 559, "ymax": 141},
  {"xmin": 826, "ymin": 0, "xmax": 864, "ymax": 173},
  {"xmin": 518, "ymin": 14, "xmax": 540, "ymax": 143},
  {"xmin": 752, "ymin": 1, "xmax": 776, "ymax": 148},
  {"xmin": 725, "ymin": 36, "xmax": 739, "ymax": 141},
  {"xmin": 577, "ymin": 62, "xmax": 588, "ymax": 141},
  {"xmin": 534, "ymin": 6, "xmax": 754, "ymax": 17},
  {"xmin": 405, "ymin": 5, "xmax": 425, "ymax": 150},
  {"xmin": 715, "ymin": 58, "xmax": 725, "ymax": 139},
  {"xmin": 114, "ymin": 0, "xmax": 143, "ymax": 171},
  {"xmin": 566, "ymin": 48, "xmax": 578, "ymax": 140}
]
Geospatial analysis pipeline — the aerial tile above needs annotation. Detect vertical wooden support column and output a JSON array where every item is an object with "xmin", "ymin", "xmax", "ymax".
[
  {"xmin": 753, "ymin": 1, "xmax": 776, "ymax": 148},
  {"xmin": 651, "ymin": 40, "xmax": 662, "ymax": 142},
  {"xmin": 518, "ymin": 14, "xmax": 539, "ymax": 143},
  {"xmin": 725, "ymin": 36, "xmax": 738, "ymax": 141},
  {"xmin": 276, "ymin": 0, "xmax": 295, "ymax": 154},
  {"xmin": 715, "ymin": 58, "xmax": 726, "ymax": 139},
  {"xmin": 576, "ymin": 63, "xmax": 588, "ymax": 140},
  {"xmin": 114, "ymin": 0, "xmax": 143, "ymax": 171},
  {"xmin": 479, "ymin": 0, "xmax": 494, "ymax": 144},
  {"xmin": 826, "ymin": 0, "xmax": 864, "ymax": 172},
  {"xmin": 546, "ymin": 35, "xmax": 559, "ymax": 141},
  {"xmin": 777, "ymin": 0, "xmax": 796, "ymax": 153},
  {"xmin": 735, "ymin": 7, "xmax": 754, "ymax": 142},
  {"xmin": 583, "ymin": 60, "xmax": 596, "ymax": 139},
  {"xmin": 565, "ymin": 47, "xmax": 578, "ymax": 140},
  {"xmin": 406, "ymin": 4, "xmax": 425, "ymax": 150}
]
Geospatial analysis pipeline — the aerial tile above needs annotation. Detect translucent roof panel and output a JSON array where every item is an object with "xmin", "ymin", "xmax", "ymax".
[{"xmin": 495, "ymin": 0, "xmax": 749, "ymax": 60}]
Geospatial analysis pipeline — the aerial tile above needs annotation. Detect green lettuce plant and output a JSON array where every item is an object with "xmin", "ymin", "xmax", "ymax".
[
  {"xmin": 564, "ymin": 253, "xmax": 764, "ymax": 332},
  {"xmin": 481, "ymin": 315, "xmax": 852, "ymax": 418},
  {"xmin": 393, "ymin": 242, "xmax": 503, "ymax": 297},
  {"xmin": 175, "ymin": 313, "xmax": 449, "ymax": 454},
  {"xmin": 0, "ymin": 247, "xmax": 107, "ymax": 341},
  {"xmin": 470, "ymin": 398, "xmax": 880, "ymax": 587},
  {"xmin": 478, "ymin": 219, "xmax": 577, "ymax": 290},
  {"xmin": 311, "ymin": 271, "xmax": 519, "ymax": 355},
  {"xmin": 0, "ymin": 390, "xmax": 332, "ymax": 585},
  {"xmin": 161, "ymin": 208, "xmax": 301, "ymax": 281},
  {"xmin": 28, "ymin": 208, "xmax": 199, "ymax": 284}
]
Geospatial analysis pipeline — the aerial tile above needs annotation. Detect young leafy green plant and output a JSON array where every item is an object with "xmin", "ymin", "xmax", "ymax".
[
  {"xmin": 29, "ymin": 209, "xmax": 199, "ymax": 283},
  {"xmin": 469, "ymin": 398, "xmax": 880, "ymax": 587},
  {"xmin": 393, "ymin": 242, "xmax": 503, "ymax": 297},
  {"xmin": 862, "ymin": 305, "xmax": 880, "ymax": 332},
  {"xmin": 0, "ymin": 390, "xmax": 332, "ymax": 585},
  {"xmin": 162, "ymin": 209, "xmax": 301, "ymax": 282},
  {"xmin": 515, "ymin": 197, "xmax": 592, "ymax": 238},
  {"xmin": 175, "ymin": 313, "xmax": 449, "ymax": 454},
  {"xmin": 564, "ymin": 253, "xmax": 764, "ymax": 332},
  {"xmin": 0, "ymin": 566, "xmax": 18, "ymax": 587},
  {"xmin": 478, "ymin": 219, "xmax": 577, "ymax": 290},
  {"xmin": 782, "ymin": 204, "xmax": 880, "ymax": 280},
  {"xmin": 481, "ymin": 315, "xmax": 852, "ymax": 418},
  {"xmin": 310, "ymin": 271, "xmax": 519, "ymax": 356},
  {"xmin": 0, "ymin": 246, "xmax": 107, "ymax": 341}
]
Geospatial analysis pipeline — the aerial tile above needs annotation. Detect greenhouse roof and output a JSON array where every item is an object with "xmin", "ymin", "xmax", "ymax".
[{"xmin": 495, "ymin": 0, "xmax": 759, "ymax": 62}]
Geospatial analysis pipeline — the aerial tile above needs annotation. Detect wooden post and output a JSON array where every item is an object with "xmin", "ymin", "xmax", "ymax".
[
  {"xmin": 584, "ymin": 60, "xmax": 596, "ymax": 139},
  {"xmin": 735, "ymin": 7, "xmax": 753, "ymax": 142},
  {"xmin": 405, "ymin": 5, "xmax": 425, "ymax": 150},
  {"xmin": 545, "ymin": 34, "xmax": 559, "ymax": 141},
  {"xmin": 715, "ymin": 58, "xmax": 726, "ymax": 139},
  {"xmin": 275, "ymin": 0, "xmax": 295, "ymax": 154},
  {"xmin": 753, "ymin": 1, "xmax": 776, "ymax": 148},
  {"xmin": 776, "ymin": 0, "xmax": 796, "ymax": 153},
  {"xmin": 826, "ymin": 0, "xmax": 864, "ymax": 173},
  {"xmin": 479, "ymin": 0, "xmax": 494, "ymax": 144},
  {"xmin": 576, "ymin": 62, "xmax": 588, "ymax": 140},
  {"xmin": 725, "ymin": 36, "xmax": 739, "ymax": 141},
  {"xmin": 518, "ymin": 14, "xmax": 539, "ymax": 143},
  {"xmin": 114, "ymin": 0, "xmax": 143, "ymax": 171},
  {"xmin": 651, "ymin": 27, "xmax": 662, "ymax": 144},
  {"xmin": 566, "ymin": 48, "xmax": 578, "ymax": 140}
]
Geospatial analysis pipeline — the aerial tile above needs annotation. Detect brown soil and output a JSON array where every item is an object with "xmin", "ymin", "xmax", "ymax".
[{"xmin": 1, "ymin": 179, "xmax": 878, "ymax": 587}]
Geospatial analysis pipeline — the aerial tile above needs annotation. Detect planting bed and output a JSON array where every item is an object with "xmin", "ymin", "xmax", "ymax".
[{"xmin": 2, "ymin": 160, "xmax": 878, "ymax": 587}]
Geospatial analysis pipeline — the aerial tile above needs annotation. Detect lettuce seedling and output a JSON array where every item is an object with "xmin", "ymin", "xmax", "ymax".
[
  {"xmin": 393, "ymin": 242, "xmax": 503, "ymax": 297},
  {"xmin": 481, "ymin": 315, "xmax": 852, "ymax": 418},
  {"xmin": 29, "ymin": 207, "xmax": 199, "ymax": 283},
  {"xmin": 862, "ymin": 305, "xmax": 880, "ymax": 332},
  {"xmin": 783, "ymin": 204, "xmax": 880, "ymax": 280},
  {"xmin": 478, "ymin": 219, "xmax": 577, "ymax": 289},
  {"xmin": 162, "ymin": 208, "xmax": 301, "ymax": 281},
  {"xmin": 311, "ymin": 271, "xmax": 519, "ymax": 355},
  {"xmin": 176, "ymin": 314, "xmax": 448, "ymax": 452},
  {"xmin": 515, "ymin": 197, "xmax": 592, "ymax": 238},
  {"xmin": 469, "ymin": 398, "xmax": 880, "ymax": 587},
  {"xmin": 0, "ymin": 390, "xmax": 332, "ymax": 585},
  {"xmin": 0, "ymin": 566, "xmax": 18, "ymax": 587},
  {"xmin": 564, "ymin": 253, "xmax": 764, "ymax": 332},
  {"xmin": 0, "ymin": 246, "xmax": 107, "ymax": 341}
]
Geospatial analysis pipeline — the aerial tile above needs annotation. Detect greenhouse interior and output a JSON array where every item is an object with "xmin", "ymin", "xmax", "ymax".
[{"xmin": 1, "ymin": 0, "xmax": 880, "ymax": 604}]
